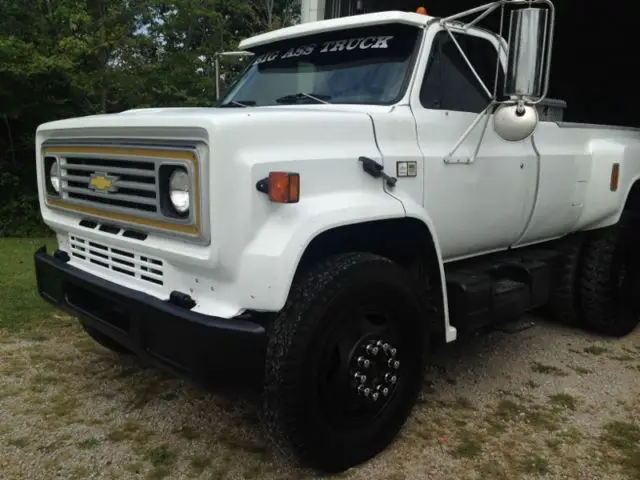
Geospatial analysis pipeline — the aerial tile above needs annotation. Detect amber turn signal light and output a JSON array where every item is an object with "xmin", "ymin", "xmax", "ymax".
[
  {"xmin": 610, "ymin": 163, "xmax": 620, "ymax": 192},
  {"xmin": 256, "ymin": 172, "xmax": 300, "ymax": 203}
]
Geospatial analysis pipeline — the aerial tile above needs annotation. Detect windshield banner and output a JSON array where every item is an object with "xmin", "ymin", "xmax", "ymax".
[{"xmin": 253, "ymin": 35, "xmax": 395, "ymax": 65}]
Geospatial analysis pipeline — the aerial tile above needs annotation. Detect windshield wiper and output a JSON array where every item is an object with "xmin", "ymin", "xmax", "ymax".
[
  {"xmin": 219, "ymin": 100, "xmax": 256, "ymax": 108},
  {"xmin": 275, "ymin": 92, "xmax": 332, "ymax": 104}
]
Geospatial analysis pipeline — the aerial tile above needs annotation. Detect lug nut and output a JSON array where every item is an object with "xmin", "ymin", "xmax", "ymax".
[
  {"xmin": 390, "ymin": 348, "xmax": 397, "ymax": 357},
  {"xmin": 393, "ymin": 360, "xmax": 400, "ymax": 369},
  {"xmin": 390, "ymin": 375, "xmax": 397, "ymax": 384},
  {"xmin": 372, "ymin": 392, "xmax": 380, "ymax": 401},
  {"xmin": 364, "ymin": 388, "xmax": 371, "ymax": 396},
  {"xmin": 366, "ymin": 344, "xmax": 379, "ymax": 356},
  {"xmin": 354, "ymin": 372, "xmax": 366, "ymax": 384},
  {"xmin": 358, "ymin": 385, "xmax": 367, "ymax": 396},
  {"xmin": 382, "ymin": 387, "xmax": 390, "ymax": 396},
  {"xmin": 357, "ymin": 356, "xmax": 371, "ymax": 368}
]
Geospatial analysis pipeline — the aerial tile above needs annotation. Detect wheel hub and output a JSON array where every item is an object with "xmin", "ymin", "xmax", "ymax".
[{"xmin": 350, "ymin": 339, "xmax": 400, "ymax": 402}]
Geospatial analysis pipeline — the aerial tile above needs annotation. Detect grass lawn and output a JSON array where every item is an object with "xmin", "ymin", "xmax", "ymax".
[{"xmin": 0, "ymin": 237, "xmax": 57, "ymax": 331}]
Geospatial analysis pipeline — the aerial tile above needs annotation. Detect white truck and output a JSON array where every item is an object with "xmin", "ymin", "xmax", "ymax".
[{"xmin": 34, "ymin": 0, "xmax": 640, "ymax": 473}]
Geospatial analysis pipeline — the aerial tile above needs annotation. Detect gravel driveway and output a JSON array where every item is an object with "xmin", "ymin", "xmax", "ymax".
[{"xmin": 1, "ymin": 313, "xmax": 638, "ymax": 480}]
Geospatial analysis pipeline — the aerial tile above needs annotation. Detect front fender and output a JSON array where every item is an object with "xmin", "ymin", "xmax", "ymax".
[
  {"xmin": 230, "ymin": 191, "xmax": 406, "ymax": 312},
  {"xmin": 387, "ymin": 191, "xmax": 456, "ymax": 343},
  {"xmin": 230, "ymin": 188, "xmax": 457, "ymax": 343}
]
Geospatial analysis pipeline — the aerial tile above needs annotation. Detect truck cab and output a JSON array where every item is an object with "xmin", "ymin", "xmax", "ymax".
[{"xmin": 34, "ymin": 3, "xmax": 640, "ymax": 474}]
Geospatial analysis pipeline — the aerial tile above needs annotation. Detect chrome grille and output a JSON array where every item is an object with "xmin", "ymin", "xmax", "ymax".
[
  {"xmin": 42, "ymin": 143, "xmax": 205, "ymax": 244},
  {"xmin": 59, "ymin": 156, "xmax": 158, "ymax": 213},
  {"xmin": 69, "ymin": 235, "xmax": 164, "ymax": 286}
]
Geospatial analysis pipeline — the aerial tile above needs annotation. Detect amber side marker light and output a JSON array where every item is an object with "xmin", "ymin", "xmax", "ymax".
[
  {"xmin": 610, "ymin": 163, "xmax": 620, "ymax": 192},
  {"xmin": 416, "ymin": 6, "xmax": 428, "ymax": 15},
  {"xmin": 256, "ymin": 172, "xmax": 300, "ymax": 203}
]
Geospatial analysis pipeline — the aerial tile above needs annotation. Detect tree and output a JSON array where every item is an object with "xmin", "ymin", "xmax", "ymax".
[{"xmin": 0, "ymin": 0, "xmax": 301, "ymax": 235}]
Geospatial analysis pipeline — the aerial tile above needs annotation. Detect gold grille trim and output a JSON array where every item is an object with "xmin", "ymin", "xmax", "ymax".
[{"xmin": 43, "ymin": 145, "xmax": 201, "ymax": 236}]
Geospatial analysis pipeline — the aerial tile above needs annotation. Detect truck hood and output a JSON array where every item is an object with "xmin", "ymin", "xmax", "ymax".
[
  {"xmin": 36, "ymin": 104, "xmax": 395, "ymax": 134},
  {"xmin": 120, "ymin": 104, "xmax": 396, "ymax": 116}
]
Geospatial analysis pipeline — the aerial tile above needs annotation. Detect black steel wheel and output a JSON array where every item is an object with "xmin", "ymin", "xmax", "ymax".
[
  {"xmin": 580, "ymin": 216, "xmax": 640, "ymax": 337},
  {"xmin": 262, "ymin": 253, "xmax": 427, "ymax": 472}
]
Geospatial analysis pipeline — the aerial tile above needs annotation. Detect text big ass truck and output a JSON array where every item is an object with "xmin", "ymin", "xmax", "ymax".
[{"xmin": 34, "ymin": 0, "xmax": 640, "ymax": 472}]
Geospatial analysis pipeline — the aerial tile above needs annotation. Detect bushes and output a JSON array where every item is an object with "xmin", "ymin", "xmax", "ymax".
[{"xmin": 0, "ymin": 163, "xmax": 51, "ymax": 238}]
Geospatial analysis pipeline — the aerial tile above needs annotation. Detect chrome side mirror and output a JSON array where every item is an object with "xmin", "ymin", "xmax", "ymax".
[
  {"xmin": 493, "ymin": 103, "xmax": 538, "ymax": 142},
  {"xmin": 504, "ymin": 7, "xmax": 548, "ymax": 99},
  {"xmin": 494, "ymin": 4, "xmax": 554, "ymax": 142}
]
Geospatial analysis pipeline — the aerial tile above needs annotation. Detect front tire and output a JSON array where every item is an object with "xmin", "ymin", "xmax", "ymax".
[
  {"xmin": 262, "ymin": 253, "xmax": 427, "ymax": 473},
  {"xmin": 579, "ymin": 217, "xmax": 640, "ymax": 337}
]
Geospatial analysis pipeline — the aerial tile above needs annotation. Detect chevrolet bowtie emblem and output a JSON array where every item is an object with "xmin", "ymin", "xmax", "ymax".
[{"xmin": 88, "ymin": 172, "xmax": 119, "ymax": 193}]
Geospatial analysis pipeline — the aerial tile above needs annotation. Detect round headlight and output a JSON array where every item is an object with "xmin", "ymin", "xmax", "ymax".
[
  {"xmin": 169, "ymin": 169, "xmax": 190, "ymax": 214},
  {"xmin": 49, "ymin": 161, "xmax": 61, "ymax": 193}
]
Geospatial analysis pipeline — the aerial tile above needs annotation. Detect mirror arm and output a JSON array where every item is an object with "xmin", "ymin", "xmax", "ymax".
[
  {"xmin": 444, "ymin": 101, "xmax": 496, "ymax": 165},
  {"xmin": 441, "ymin": 23, "xmax": 493, "ymax": 100}
]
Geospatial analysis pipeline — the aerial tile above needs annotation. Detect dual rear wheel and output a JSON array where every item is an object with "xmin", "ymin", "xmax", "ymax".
[{"xmin": 549, "ymin": 215, "xmax": 640, "ymax": 337}]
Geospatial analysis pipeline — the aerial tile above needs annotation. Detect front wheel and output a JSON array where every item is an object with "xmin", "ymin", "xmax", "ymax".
[{"xmin": 262, "ymin": 253, "xmax": 427, "ymax": 473}]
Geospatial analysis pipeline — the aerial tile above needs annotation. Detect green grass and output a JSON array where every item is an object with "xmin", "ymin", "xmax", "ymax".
[
  {"xmin": 600, "ymin": 420, "xmax": 640, "ymax": 477},
  {"xmin": 531, "ymin": 362, "xmax": 568, "ymax": 376},
  {"xmin": 451, "ymin": 431, "xmax": 484, "ymax": 459},
  {"xmin": 520, "ymin": 453, "xmax": 550, "ymax": 475},
  {"xmin": 548, "ymin": 393, "xmax": 579, "ymax": 411},
  {"xmin": 0, "ymin": 237, "xmax": 57, "ymax": 331},
  {"xmin": 583, "ymin": 345, "xmax": 609, "ymax": 356}
]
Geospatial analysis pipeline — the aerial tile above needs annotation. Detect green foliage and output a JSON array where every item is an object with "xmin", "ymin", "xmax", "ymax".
[{"xmin": 0, "ymin": 0, "xmax": 298, "ymax": 236}]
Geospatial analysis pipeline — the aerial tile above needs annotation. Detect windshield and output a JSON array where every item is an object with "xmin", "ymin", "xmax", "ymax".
[{"xmin": 221, "ymin": 24, "xmax": 421, "ymax": 107}]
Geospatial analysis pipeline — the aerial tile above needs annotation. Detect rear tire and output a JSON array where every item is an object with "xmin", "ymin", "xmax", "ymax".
[
  {"xmin": 262, "ymin": 253, "xmax": 427, "ymax": 473},
  {"xmin": 81, "ymin": 323, "xmax": 132, "ymax": 354},
  {"xmin": 579, "ymin": 217, "xmax": 640, "ymax": 337},
  {"xmin": 547, "ymin": 234, "xmax": 584, "ymax": 325}
]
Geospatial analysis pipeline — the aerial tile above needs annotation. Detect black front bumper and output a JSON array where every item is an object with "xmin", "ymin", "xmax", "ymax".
[{"xmin": 34, "ymin": 246, "xmax": 267, "ymax": 388}]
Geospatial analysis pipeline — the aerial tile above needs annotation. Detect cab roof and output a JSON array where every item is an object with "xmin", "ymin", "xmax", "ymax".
[{"xmin": 239, "ymin": 11, "xmax": 433, "ymax": 50}]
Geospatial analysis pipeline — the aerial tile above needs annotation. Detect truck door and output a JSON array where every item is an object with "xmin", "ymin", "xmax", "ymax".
[{"xmin": 410, "ymin": 26, "xmax": 538, "ymax": 261}]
